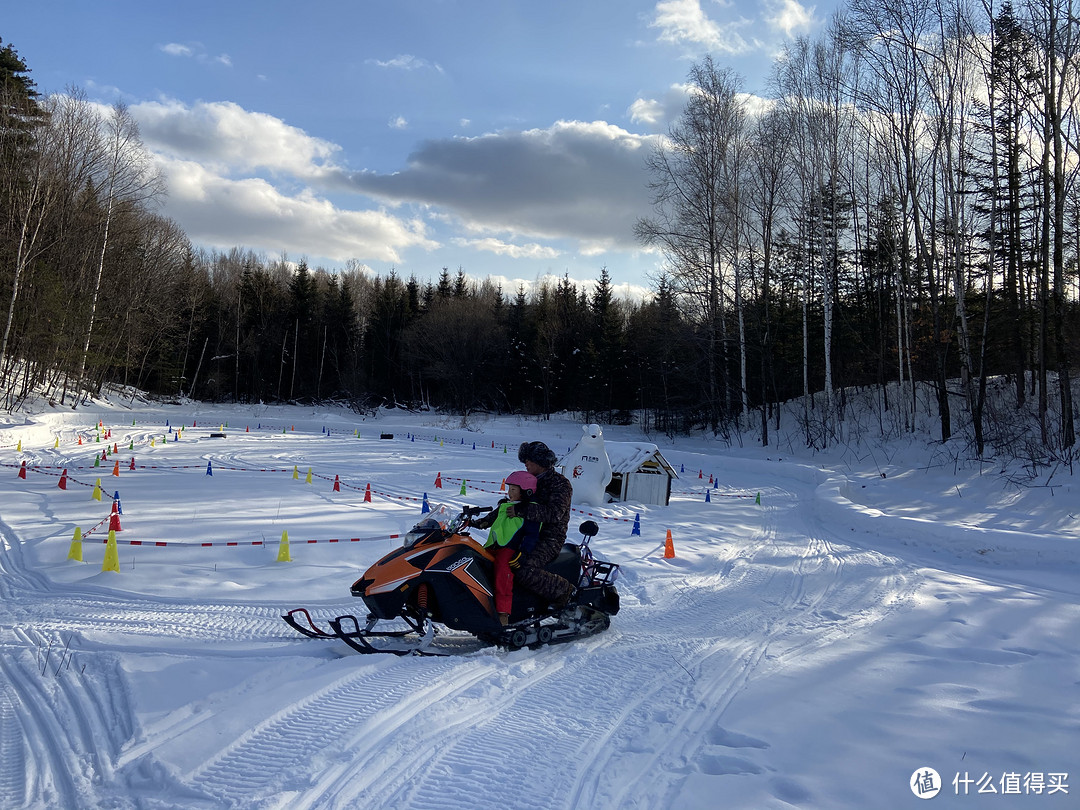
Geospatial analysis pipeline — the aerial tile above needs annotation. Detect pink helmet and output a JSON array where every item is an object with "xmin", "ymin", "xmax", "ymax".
[{"xmin": 505, "ymin": 470, "xmax": 537, "ymax": 495}]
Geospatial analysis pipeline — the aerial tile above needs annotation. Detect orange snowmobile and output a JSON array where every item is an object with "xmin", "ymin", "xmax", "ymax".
[{"xmin": 282, "ymin": 505, "xmax": 621, "ymax": 655}]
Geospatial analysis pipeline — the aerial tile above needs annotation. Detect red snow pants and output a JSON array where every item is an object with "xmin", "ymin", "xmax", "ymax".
[{"xmin": 494, "ymin": 546, "xmax": 515, "ymax": 615}]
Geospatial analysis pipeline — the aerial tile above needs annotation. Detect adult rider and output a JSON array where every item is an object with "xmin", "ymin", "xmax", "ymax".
[{"xmin": 508, "ymin": 441, "xmax": 576, "ymax": 610}]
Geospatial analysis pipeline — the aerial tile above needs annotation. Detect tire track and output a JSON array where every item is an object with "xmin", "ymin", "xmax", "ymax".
[{"xmin": 189, "ymin": 655, "xmax": 496, "ymax": 807}]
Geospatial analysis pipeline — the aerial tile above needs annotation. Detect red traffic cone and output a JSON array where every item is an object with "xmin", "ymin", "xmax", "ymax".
[
  {"xmin": 364, "ymin": 483, "xmax": 372, "ymax": 502},
  {"xmin": 109, "ymin": 500, "xmax": 123, "ymax": 532},
  {"xmin": 58, "ymin": 469, "xmax": 68, "ymax": 490},
  {"xmin": 333, "ymin": 474, "xmax": 341, "ymax": 492},
  {"xmin": 664, "ymin": 529, "xmax": 676, "ymax": 558},
  {"xmin": 129, "ymin": 457, "xmax": 135, "ymax": 471},
  {"xmin": 18, "ymin": 461, "xmax": 26, "ymax": 479},
  {"xmin": 435, "ymin": 472, "xmax": 443, "ymax": 489}
]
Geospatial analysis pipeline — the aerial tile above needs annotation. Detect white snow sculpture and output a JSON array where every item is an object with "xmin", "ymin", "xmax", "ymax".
[{"xmin": 566, "ymin": 423, "xmax": 612, "ymax": 506}]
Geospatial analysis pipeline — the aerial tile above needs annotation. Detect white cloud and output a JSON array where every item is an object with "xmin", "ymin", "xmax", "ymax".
[
  {"xmin": 157, "ymin": 42, "xmax": 232, "ymax": 67},
  {"xmin": 132, "ymin": 99, "xmax": 340, "ymax": 178},
  {"xmin": 159, "ymin": 43, "xmax": 193, "ymax": 58},
  {"xmin": 628, "ymin": 98, "xmax": 665, "ymax": 127},
  {"xmin": 156, "ymin": 157, "xmax": 437, "ymax": 263},
  {"xmin": 389, "ymin": 116, "xmax": 409, "ymax": 130},
  {"xmin": 367, "ymin": 54, "xmax": 444, "ymax": 73},
  {"xmin": 451, "ymin": 237, "xmax": 561, "ymax": 260},
  {"xmin": 765, "ymin": 0, "xmax": 816, "ymax": 37},
  {"xmin": 650, "ymin": 0, "xmax": 752, "ymax": 55},
  {"xmin": 337, "ymin": 120, "xmax": 657, "ymax": 251}
]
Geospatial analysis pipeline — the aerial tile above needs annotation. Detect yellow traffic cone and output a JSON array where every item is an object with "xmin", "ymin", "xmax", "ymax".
[
  {"xmin": 276, "ymin": 530, "xmax": 291, "ymax": 562},
  {"xmin": 92, "ymin": 478, "xmax": 102, "ymax": 501},
  {"xmin": 305, "ymin": 467, "xmax": 313, "ymax": 484},
  {"xmin": 293, "ymin": 465, "xmax": 299, "ymax": 480},
  {"xmin": 67, "ymin": 527, "xmax": 83, "ymax": 561},
  {"xmin": 102, "ymin": 529, "xmax": 120, "ymax": 572}
]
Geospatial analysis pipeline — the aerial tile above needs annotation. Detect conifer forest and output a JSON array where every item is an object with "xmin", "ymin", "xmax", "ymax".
[{"xmin": 3, "ymin": 0, "xmax": 1080, "ymax": 461}]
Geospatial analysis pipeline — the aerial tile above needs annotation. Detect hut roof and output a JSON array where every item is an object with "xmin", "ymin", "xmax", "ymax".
[{"xmin": 603, "ymin": 442, "xmax": 678, "ymax": 478}]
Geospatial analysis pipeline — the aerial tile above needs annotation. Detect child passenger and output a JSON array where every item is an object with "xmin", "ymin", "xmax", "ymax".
[{"xmin": 472, "ymin": 470, "xmax": 541, "ymax": 625}]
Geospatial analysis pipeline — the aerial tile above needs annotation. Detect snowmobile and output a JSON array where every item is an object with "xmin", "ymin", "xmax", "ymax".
[{"xmin": 282, "ymin": 504, "xmax": 621, "ymax": 656}]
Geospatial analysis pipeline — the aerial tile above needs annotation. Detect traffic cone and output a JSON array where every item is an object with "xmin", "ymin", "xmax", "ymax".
[
  {"xmin": 129, "ymin": 457, "xmax": 135, "ymax": 471},
  {"xmin": 128, "ymin": 440, "xmax": 133, "ymax": 450},
  {"xmin": 92, "ymin": 479, "xmax": 102, "ymax": 501},
  {"xmin": 58, "ymin": 469, "xmax": 68, "ymax": 490},
  {"xmin": 755, "ymin": 492, "xmax": 761, "ymax": 505},
  {"xmin": 94, "ymin": 455, "xmax": 100, "ymax": 468},
  {"xmin": 113, "ymin": 492, "xmax": 122, "ymax": 514},
  {"xmin": 111, "ymin": 460, "xmax": 120, "ymax": 477},
  {"xmin": 435, "ymin": 472, "xmax": 443, "ymax": 489},
  {"xmin": 67, "ymin": 527, "xmax": 83, "ymax": 562},
  {"xmin": 333, "ymin": 474, "xmax": 340, "ymax": 492},
  {"xmin": 698, "ymin": 469, "xmax": 703, "ymax": 479},
  {"xmin": 664, "ymin": 529, "xmax": 676, "ymax": 558},
  {"xmin": 18, "ymin": 461, "xmax": 26, "ymax": 479},
  {"xmin": 459, "ymin": 480, "xmax": 467, "ymax": 495},
  {"xmin": 364, "ymin": 483, "xmax": 372, "ymax": 502},
  {"xmin": 102, "ymin": 529, "xmax": 120, "ymax": 572},
  {"xmin": 305, "ymin": 468, "xmax": 312, "ymax": 484},
  {"xmin": 293, "ymin": 465, "xmax": 299, "ymax": 480},
  {"xmin": 16, "ymin": 440, "xmax": 21, "ymax": 452},
  {"xmin": 705, "ymin": 489, "xmax": 711, "ymax": 502},
  {"xmin": 421, "ymin": 492, "xmax": 430, "ymax": 513},
  {"xmin": 276, "ymin": 530, "xmax": 291, "ymax": 562},
  {"xmin": 500, "ymin": 478, "xmax": 506, "ymax": 491},
  {"xmin": 54, "ymin": 437, "xmax": 59, "ymax": 449},
  {"xmin": 78, "ymin": 436, "xmax": 83, "ymax": 446},
  {"xmin": 206, "ymin": 460, "xmax": 213, "ymax": 476},
  {"xmin": 631, "ymin": 514, "xmax": 641, "ymax": 536},
  {"xmin": 109, "ymin": 500, "xmax": 122, "ymax": 532},
  {"xmin": 113, "ymin": 443, "xmax": 118, "ymax": 454}
]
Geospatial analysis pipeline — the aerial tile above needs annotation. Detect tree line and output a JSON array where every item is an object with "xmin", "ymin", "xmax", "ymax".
[
  {"xmin": 638, "ymin": 0, "xmax": 1080, "ymax": 459},
  {"xmin": 3, "ymin": 0, "xmax": 1080, "ymax": 462}
]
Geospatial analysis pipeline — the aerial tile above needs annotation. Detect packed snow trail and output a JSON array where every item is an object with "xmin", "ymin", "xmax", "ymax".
[{"xmin": 1, "ymin": 406, "xmax": 1077, "ymax": 808}]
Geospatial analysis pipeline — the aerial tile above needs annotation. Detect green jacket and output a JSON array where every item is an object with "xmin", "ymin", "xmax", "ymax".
[{"xmin": 481, "ymin": 501, "xmax": 541, "ymax": 551}]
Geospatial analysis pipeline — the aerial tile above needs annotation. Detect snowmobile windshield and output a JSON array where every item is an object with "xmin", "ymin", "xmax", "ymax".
[{"xmin": 403, "ymin": 505, "xmax": 452, "ymax": 547}]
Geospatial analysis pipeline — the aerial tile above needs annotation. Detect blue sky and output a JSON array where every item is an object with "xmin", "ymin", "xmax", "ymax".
[{"xmin": 7, "ymin": 0, "xmax": 834, "ymax": 297}]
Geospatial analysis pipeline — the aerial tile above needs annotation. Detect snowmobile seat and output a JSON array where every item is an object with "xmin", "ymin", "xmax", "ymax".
[{"xmin": 545, "ymin": 543, "xmax": 582, "ymax": 583}]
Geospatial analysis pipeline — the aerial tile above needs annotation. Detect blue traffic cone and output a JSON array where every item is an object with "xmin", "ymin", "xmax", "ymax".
[
  {"xmin": 421, "ymin": 492, "xmax": 430, "ymax": 513},
  {"xmin": 113, "ymin": 491, "xmax": 123, "ymax": 514},
  {"xmin": 206, "ymin": 460, "xmax": 213, "ymax": 476},
  {"xmin": 705, "ymin": 489, "xmax": 711, "ymax": 502},
  {"xmin": 631, "ymin": 514, "xmax": 641, "ymax": 536}
]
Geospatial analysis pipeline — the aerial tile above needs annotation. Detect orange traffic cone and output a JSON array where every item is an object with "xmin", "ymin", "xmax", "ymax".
[
  {"xmin": 18, "ymin": 461, "xmax": 26, "ymax": 479},
  {"xmin": 364, "ymin": 483, "xmax": 372, "ymax": 502},
  {"xmin": 664, "ymin": 529, "xmax": 676, "ymax": 558},
  {"xmin": 111, "ymin": 460, "xmax": 120, "ymax": 477},
  {"xmin": 333, "ymin": 474, "xmax": 341, "ymax": 492},
  {"xmin": 58, "ymin": 469, "xmax": 68, "ymax": 490},
  {"xmin": 109, "ymin": 500, "xmax": 123, "ymax": 532}
]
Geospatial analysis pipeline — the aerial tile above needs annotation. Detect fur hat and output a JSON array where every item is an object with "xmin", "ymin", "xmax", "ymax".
[{"xmin": 518, "ymin": 441, "xmax": 558, "ymax": 469}]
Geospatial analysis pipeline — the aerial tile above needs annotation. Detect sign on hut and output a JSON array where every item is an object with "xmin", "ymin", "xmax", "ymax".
[{"xmin": 602, "ymin": 442, "xmax": 678, "ymax": 506}]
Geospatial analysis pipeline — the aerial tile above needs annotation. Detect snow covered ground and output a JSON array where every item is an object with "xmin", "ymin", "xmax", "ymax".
[{"xmin": 0, "ymin": 400, "xmax": 1076, "ymax": 809}]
